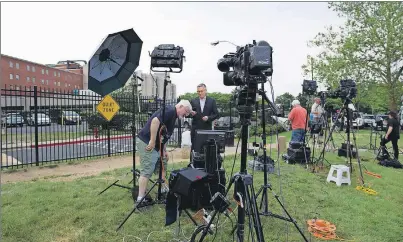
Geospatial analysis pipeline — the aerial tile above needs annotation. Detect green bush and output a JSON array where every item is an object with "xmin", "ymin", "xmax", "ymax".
[
  {"xmin": 250, "ymin": 124, "xmax": 285, "ymax": 136},
  {"xmin": 86, "ymin": 113, "xmax": 133, "ymax": 131}
]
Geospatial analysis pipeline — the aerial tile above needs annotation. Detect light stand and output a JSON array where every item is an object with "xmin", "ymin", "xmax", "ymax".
[
  {"xmin": 254, "ymin": 83, "xmax": 309, "ymax": 242},
  {"xmin": 315, "ymin": 95, "xmax": 365, "ymax": 181},
  {"xmin": 116, "ymin": 43, "xmax": 185, "ymax": 230},
  {"xmin": 98, "ymin": 74, "xmax": 145, "ymax": 195}
]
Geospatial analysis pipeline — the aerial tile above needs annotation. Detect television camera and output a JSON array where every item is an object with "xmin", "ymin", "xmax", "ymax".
[
  {"xmin": 218, "ymin": 40, "xmax": 275, "ymax": 122},
  {"xmin": 304, "ymin": 79, "xmax": 357, "ymax": 103},
  {"xmin": 303, "ymin": 79, "xmax": 357, "ymax": 101},
  {"xmin": 218, "ymin": 40, "xmax": 273, "ymax": 87}
]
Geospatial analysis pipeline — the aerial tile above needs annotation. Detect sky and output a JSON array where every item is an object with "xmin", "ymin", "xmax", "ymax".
[{"xmin": 1, "ymin": 2, "xmax": 344, "ymax": 98}]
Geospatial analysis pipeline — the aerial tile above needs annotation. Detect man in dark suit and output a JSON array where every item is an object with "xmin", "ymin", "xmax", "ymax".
[{"xmin": 189, "ymin": 83, "xmax": 219, "ymax": 152}]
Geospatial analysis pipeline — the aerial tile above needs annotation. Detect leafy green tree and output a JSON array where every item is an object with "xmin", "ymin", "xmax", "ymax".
[
  {"xmin": 275, "ymin": 92, "xmax": 295, "ymax": 110},
  {"xmin": 302, "ymin": 2, "xmax": 403, "ymax": 111},
  {"xmin": 295, "ymin": 93, "xmax": 310, "ymax": 109}
]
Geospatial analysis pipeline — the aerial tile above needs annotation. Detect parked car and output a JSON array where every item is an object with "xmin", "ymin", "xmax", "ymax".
[
  {"xmin": 373, "ymin": 114, "xmax": 388, "ymax": 131},
  {"xmin": 344, "ymin": 111, "xmax": 364, "ymax": 128},
  {"xmin": 214, "ymin": 116, "xmax": 240, "ymax": 130},
  {"xmin": 57, "ymin": 111, "xmax": 82, "ymax": 125},
  {"xmin": 26, "ymin": 113, "xmax": 52, "ymax": 126},
  {"xmin": 362, "ymin": 114, "xmax": 376, "ymax": 127},
  {"xmin": 1, "ymin": 113, "xmax": 24, "ymax": 127}
]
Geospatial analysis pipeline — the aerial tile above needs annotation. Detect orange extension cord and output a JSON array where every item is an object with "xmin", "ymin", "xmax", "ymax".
[
  {"xmin": 307, "ymin": 219, "xmax": 337, "ymax": 240},
  {"xmin": 306, "ymin": 219, "xmax": 357, "ymax": 241}
]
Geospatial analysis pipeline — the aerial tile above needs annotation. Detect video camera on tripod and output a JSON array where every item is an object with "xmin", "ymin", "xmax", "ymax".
[{"xmin": 190, "ymin": 40, "xmax": 308, "ymax": 242}]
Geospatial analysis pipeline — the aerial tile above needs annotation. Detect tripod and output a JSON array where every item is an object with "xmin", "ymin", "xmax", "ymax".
[
  {"xmin": 369, "ymin": 125, "xmax": 384, "ymax": 152},
  {"xmin": 116, "ymin": 71, "xmax": 171, "ymax": 231},
  {"xmin": 311, "ymin": 108, "xmax": 335, "ymax": 171},
  {"xmin": 254, "ymin": 84, "xmax": 309, "ymax": 242},
  {"xmin": 315, "ymin": 97, "xmax": 365, "ymax": 183},
  {"xmin": 98, "ymin": 74, "xmax": 142, "ymax": 195}
]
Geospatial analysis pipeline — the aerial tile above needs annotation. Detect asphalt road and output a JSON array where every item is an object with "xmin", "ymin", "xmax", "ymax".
[
  {"xmin": 2, "ymin": 128, "xmax": 181, "ymax": 167},
  {"xmin": 2, "ymin": 122, "xmax": 89, "ymax": 134},
  {"xmin": 3, "ymin": 138, "xmax": 134, "ymax": 166}
]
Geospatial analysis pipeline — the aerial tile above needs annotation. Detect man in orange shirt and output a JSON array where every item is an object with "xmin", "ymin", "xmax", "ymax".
[{"xmin": 288, "ymin": 100, "xmax": 308, "ymax": 143}]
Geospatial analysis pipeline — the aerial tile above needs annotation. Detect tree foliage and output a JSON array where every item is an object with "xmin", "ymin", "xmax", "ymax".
[
  {"xmin": 179, "ymin": 92, "xmax": 234, "ymax": 104},
  {"xmin": 302, "ymin": 2, "xmax": 403, "ymax": 111},
  {"xmin": 275, "ymin": 92, "xmax": 295, "ymax": 110}
]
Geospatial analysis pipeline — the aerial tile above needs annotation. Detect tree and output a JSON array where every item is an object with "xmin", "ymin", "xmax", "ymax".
[
  {"xmin": 302, "ymin": 2, "xmax": 403, "ymax": 111},
  {"xmin": 275, "ymin": 92, "xmax": 295, "ymax": 110},
  {"xmin": 296, "ymin": 93, "xmax": 310, "ymax": 108}
]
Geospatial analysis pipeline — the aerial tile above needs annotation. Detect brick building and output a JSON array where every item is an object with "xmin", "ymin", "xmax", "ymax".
[{"xmin": 1, "ymin": 54, "xmax": 83, "ymax": 92}]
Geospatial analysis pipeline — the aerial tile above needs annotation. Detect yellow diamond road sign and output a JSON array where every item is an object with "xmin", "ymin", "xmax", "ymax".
[{"xmin": 97, "ymin": 95, "xmax": 120, "ymax": 121}]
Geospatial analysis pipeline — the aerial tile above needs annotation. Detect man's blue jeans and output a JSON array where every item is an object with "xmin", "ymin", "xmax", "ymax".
[{"xmin": 291, "ymin": 129, "xmax": 305, "ymax": 143}]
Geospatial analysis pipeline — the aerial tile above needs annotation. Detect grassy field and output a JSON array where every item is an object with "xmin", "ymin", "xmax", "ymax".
[{"xmin": 2, "ymin": 130, "xmax": 403, "ymax": 242}]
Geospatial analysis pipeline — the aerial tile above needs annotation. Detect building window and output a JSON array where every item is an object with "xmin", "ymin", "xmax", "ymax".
[
  {"xmin": 27, "ymin": 77, "xmax": 30, "ymax": 82},
  {"xmin": 46, "ymin": 80, "xmax": 49, "ymax": 85},
  {"xmin": 9, "ymin": 61, "xmax": 14, "ymax": 68},
  {"xmin": 10, "ymin": 85, "xmax": 14, "ymax": 90},
  {"xmin": 27, "ymin": 88, "xmax": 30, "ymax": 91},
  {"xmin": 16, "ymin": 74, "xmax": 19, "ymax": 80},
  {"xmin": 42, "ymin": 69, "xmax": 45, "ymax": 74},
  {"xmin": 54, "ymin": 81, "xmax": 56, "ymax": 85},
  {"xmin": 54, "ymin": 71, "xmax": 57, "ymax": 77},
  {"xmin": 32, "ymin": 66, "xmax": 36, "ymax": 72},
  {"xmin": 41, "ymin": 79, "xmax": 44, "ymax": 84},
  {"xmin": 27, "ymin": 65, "xmax": 30, "ymax": 71},
  {"xmin": 32, "ymin": 77, "xmax": 36, "ymax": 83},
  {"xmin": 46, "ymin": 70, "xmax": 49, "ymax": 75},
  {"xmin": 65, "ymin": 83, "xmax": 68, "ymax": 87},
  {"xmin": 16, "ymin": 86, "xmax": 20, "ymax": 91},
  {"xmin": 9, "ymin": 74, "xmax": 13, "ymax": 80},
  {"xmin": 16, "ymin": 63, "xmax": 19, "ymax": 69}
]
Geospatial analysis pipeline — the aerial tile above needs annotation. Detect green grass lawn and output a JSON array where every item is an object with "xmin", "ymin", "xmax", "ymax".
[{"xmin": 2, "ymin": 144, "xmax": 403, "ymax": 241}]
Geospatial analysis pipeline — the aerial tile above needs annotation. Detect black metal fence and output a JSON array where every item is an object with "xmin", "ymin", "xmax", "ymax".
[{"xmin": 0, "ymin": 86, "xmax": 182, "ymax": 169}]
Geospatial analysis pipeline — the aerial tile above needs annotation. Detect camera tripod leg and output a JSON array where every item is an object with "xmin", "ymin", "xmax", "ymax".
[
  {"xmin": 349, "ymin": 125, "xmax": 365, "ymax": 185},
  {"xmin": 314, "ymin": 108, "xmax": 346, "ymax": 172},
  {"xmin": 267, "ymin": 187, "xmax": 309, "ymax": 242},
  {"xmin": 258, "ymin": 184, "xmax": 271, "ymax": 215},
  {"xmin": 116, "ymin": 206, "xmax": 137, "ymax": 231},
  {"xmin": 232, "ymin": 173, "xmax": 265, "ymax": 242}
]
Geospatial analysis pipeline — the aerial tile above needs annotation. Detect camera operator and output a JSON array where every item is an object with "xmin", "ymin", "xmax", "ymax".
[
  {"xmin": 288, "ymin": 100, "xmax": 308, "ymax": 143},
  {"xmin": 311, "ymin": 97, "xmax": 324, "ymax": 123},
  {"xmin": 310, "ymin": 97, "xmax": 325, "ymax": 144},
  {"xmin": 136, "ymin": 100, "xmax": 193, "ymax": 206},
  {"xmin": 381, "ymin": 111, "xmax": 400, "ymax": 160}
]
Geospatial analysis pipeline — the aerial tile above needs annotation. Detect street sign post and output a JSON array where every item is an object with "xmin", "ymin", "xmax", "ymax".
[{"xmin": 97, "ymin": 95, "xmax": 120, "ymax": 121}]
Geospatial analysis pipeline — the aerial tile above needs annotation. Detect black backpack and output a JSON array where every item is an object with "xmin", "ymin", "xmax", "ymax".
[{"xmin": 378, "ymin": 159, "xmax": 403, "ymax": 169}]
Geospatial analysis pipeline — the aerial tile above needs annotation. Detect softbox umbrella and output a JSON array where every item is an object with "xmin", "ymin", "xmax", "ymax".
[{"xmin": 88, "ymin": 28, "xmax": 142, "ymax": 96}]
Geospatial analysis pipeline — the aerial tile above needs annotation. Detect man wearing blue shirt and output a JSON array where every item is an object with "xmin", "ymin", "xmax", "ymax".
[{"xmin": 136, "ymin": 100, "xmax": 193, "ymax": 205}]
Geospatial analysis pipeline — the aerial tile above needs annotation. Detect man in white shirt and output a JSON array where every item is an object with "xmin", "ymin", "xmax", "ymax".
[
  {"xmin": 311, "ymin": 97, "xmax": 324, "ymax": 123},
  {"xmin": 310, "ymin": 97, "xmax": 325, "ymax": 145}
]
